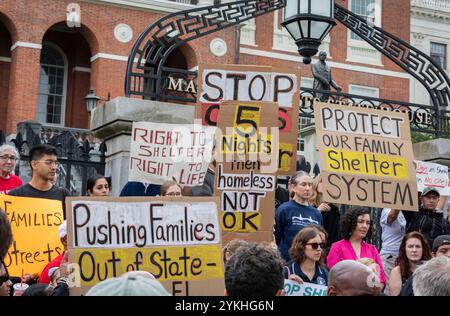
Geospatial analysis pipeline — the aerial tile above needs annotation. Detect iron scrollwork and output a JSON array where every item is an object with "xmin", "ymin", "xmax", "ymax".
[{"xmin": 125, "ymin": 0, "xmax": 285, "ymax": 101}]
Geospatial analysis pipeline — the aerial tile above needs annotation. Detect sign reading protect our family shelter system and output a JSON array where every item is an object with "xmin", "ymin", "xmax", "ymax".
[
  {"xmin": 129, "ymin": 122, "xmax": 216, "ymax": 186},
  {"xmin": 314, "ymin": 102, "xmax": 418, "ymax": 211},
  {"xmin": 197, "ymin": 64, "xmax": 300, "ymax": 175},
  {"xmin": 0, "ymin": 195, "xmax": 64, "ymax": 275},
  {"xmin": 65, "ymin": 197, "xmax": 224, "ymax": 296}
]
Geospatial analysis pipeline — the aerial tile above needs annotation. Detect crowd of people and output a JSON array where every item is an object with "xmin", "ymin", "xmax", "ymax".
[{"xmin": 0, "ymin": 143, "xmax": 450, "ymax": 296}]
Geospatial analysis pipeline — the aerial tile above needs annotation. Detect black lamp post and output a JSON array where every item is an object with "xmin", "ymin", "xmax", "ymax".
[
  {"xmin": 282, "ymin": 0, "xmax": 336, "ymax": 64},
  {"xmin": 85, "ymin": 89, "xmax": 100, "ymax": 113}
]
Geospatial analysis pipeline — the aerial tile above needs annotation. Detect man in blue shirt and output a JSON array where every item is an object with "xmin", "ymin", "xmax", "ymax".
[{"xmin": 275, "ymin": 171, "xmax": 323, "ymax": 262}]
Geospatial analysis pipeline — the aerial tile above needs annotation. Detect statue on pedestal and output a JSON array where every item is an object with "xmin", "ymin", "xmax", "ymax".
[{"xmin": 311, "ymin": 51, "xmax": 342, "ymax": 102}]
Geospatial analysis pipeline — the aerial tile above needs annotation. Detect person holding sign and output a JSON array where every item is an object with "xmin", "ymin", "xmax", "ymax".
[
  {"xmin": 284, "ymin": 227, "xmax": 328, "ymax": 286},
  {"xmin": 87, "ymin": 175, "xmax": 110, "ymax": 197},
  {"xmin": 8, "ymin": 144, "xmax": 71, "ymax": 216},
  {"xmin": 327, "ymin": 207, "xmax": 387, "ymax": 289},
  {"xmin": 38, "ymin": 221, "xmax": 67, "ymax": 285},
  {"xmin": 388, "ymin": 232, "xmax": 432, "ymax": 296},
  {"xmin": 404, "ymin": 187, "xmax": 450, "ymax": 248},
  {"xmin": 0, "ymin": 144, "xmax": 22, "ymax": 195},
  {"xmin": 275, "ymin": 171, "xmax": 323, "ymax": 262}
]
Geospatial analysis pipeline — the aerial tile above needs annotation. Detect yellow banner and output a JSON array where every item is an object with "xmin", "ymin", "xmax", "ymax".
[
  {"xmin": 221, "ymin": 133, "xmax": 272, "ymax": 154},
  {"xmin": 324, "ymin": 148, "xmax": 408, "ymax": 179},
  {"xmin": 70, "ymin": 245, "xmax": 224, "ymax": 287},
  {"xmin": 279, "ymin": 143, "xmax": 294, "ymax": 172},
  {"xmin": 0, "ymin": 195, "xmax": 64, "ymax": 276},
  {"xmin": 221, "ymin": 211, "xmax": 261, "ymax": 232}
]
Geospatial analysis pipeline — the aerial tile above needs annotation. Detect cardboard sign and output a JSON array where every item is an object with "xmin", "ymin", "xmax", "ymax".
[
  {"xmin": 415, "ymin": 160, "xmax": 450, "ymax": 195},
  {"xmin": 129, "ymin": 122, "xmax": 216, "ymax": 186},
  {"xmin": 284, "ymin": 279, "xmax": 327, "ymax": 296},
  {"xmin": 66, "ymin": 197, "xmax": 224, "ymax": 296},
  {"xmin": 214, "ymin": 101, "xmax": 278, "ymax": 243},
  {"xmin": 0, "ymin": 195, "xmax": 64, "ymax": 276},
  {"xmin": 196, "ymin": 64, "xmax": 300, "ymax": 175},
  {"xmin": 314, "ymin": 102, "xmax": 418, "ymax": 211}
]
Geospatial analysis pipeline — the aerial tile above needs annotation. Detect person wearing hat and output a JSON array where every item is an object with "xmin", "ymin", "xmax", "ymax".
[
  {"xmin": 404, "ymin": 187, "xmax": 450, "ymax": 251},
  {"xmin": 86, "ymin": 271, "xmax": 170, "ymax": 296},
  {"xmin": 38, "ymin": 220, "xmax": 67, "ymax": 284},
  {"xmin": 432, "ymin": 235, "xmax": 450, "ymax": 258}
]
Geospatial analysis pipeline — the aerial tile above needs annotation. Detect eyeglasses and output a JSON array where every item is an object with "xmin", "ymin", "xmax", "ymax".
[
  {"xmin": 165, "ymin": 192, "xmax": 182, "ymax": 196},
  {"xmin": 305, "ymin": 242, "xmax": 326, "ymax": 250},
  {"xmin": 0, "ymin": 156, "xmax": 18, "ymax": 162},
  {"xmin": 36, "ymin": 160, "xmax": 60, "ymax": 167},
  {"xmin": 0, "ymin": 258, "xmax": 10, "ymax": 286}
]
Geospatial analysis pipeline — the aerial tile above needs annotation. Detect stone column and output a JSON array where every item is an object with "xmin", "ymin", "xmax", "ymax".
[
  {"xmin": 90, "ymin": 97, "xmax": 195, "ymax": 196},
  {"xmin": 413, "ymin": 139, "xmax": 450, "ymax": 168}
]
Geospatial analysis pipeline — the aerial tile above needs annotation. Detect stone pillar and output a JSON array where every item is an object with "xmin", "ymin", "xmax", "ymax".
[
  {"xmin": 413, "ymin": 138, "xmax": 450, "ymax": 167},
  {"xmin": 6, "ymin": 46, "xmax": 41, "ymax": 133},
  {"xmin": 90, "ymin": 97, "xmax": 195, "ymax": 197}
]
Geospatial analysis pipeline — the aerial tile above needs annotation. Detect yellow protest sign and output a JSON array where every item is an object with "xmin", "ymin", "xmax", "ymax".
[
  {"xmin": 0, "ymin": 195, "xmax": 64, "ymax": 276},
  {"xmin": 66, "ymin": 197, "xmax": 225, "ymax": 295},
  {"xmin": 70, "ymin": 245, "xmax": 223, "ymax": 287}
]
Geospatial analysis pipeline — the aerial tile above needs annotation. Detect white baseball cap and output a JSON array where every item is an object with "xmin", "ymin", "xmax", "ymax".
[{"xmin": 58, "ymin": 220, "xmax": 67, "ymax": 239}]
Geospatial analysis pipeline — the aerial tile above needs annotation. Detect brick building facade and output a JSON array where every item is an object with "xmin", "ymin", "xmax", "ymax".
[{"xmin": 0, "ymin": 0, "xmax": 411, "ymax": 136}]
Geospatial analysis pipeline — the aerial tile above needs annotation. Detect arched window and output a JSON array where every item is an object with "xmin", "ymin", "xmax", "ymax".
[{"xmin": 37, "ymin": 44, "xmax": 67, "ymax": 125}]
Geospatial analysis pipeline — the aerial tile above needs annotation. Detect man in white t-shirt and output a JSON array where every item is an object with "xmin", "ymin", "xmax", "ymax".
[{"xmin": 380, "ymin": 208, "xmax": 406, "ymax": 294}]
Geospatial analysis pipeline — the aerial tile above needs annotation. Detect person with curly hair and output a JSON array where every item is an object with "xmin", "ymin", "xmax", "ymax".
[
  {"xmin": 327, "ymin": 206, "xmax": 386, "ymax": 288},
  {"xmin": 388, "ymin": 231, "xmax": 432, "ymax": 296},
  {"xmin": 284, "ymin": 227, "xmax": 328, "ymax": 286}
]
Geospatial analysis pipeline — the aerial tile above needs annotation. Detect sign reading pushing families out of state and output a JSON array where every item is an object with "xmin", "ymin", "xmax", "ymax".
[
  {"xmin": 0, "ymin": 195, "xmax": 64, "ymax": 275},
  {"xmin": 314, "ymin": 102, "xmax": 418, "ymax": 211},
  {"xmin": 214, "ymin": 101, "xmax": 278, "ymax": 243},
  {"xmin": 129, "ymin": 122, "xmax": 216, "ymax": 186},
  {"xmin": 196, "ymin": 64, "xmax": 300, "ymax": 175},
  {"xmin": 65, "ymin": 197, "xmax": 224, "ymax": 296}
]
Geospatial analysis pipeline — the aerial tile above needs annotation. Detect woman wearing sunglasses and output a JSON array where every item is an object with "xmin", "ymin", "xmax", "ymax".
[
  {"xmin": 284, "ymin": 226, "xmax": 328, "ymax": 286},
  {"xmin": 0, "ymin": 258, "xmax": 12, "ymax": 296},
  {"xmin": 327, "ymin": 206, "xmax": 387, "ymax": 290}
]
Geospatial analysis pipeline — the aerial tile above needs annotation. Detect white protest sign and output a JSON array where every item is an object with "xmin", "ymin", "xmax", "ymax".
[
  {"xmin": 71, "ymin": 200, "xmax": 221, "ymax": 247},
  {"xmin": 415, "ymin": 160, "xmax": 450, "ymax": 195},
  {"xmin": 200, "ymin": 69, "xmax": 298, "ymax": 108},
  {"xmin": 129, "ymin": 122, "xmax": 216, "ymax": 185},
  {"xmin": 284, "ymin": 279, "xmax": 327, "ymax": 296}
]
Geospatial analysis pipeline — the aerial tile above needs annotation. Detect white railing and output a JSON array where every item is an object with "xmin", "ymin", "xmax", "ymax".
[{"xmin": 412, "ymin": 0, "xmax": 450, "ymax": 12}]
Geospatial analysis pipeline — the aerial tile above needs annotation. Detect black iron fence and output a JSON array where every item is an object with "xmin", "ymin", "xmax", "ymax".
[
  {"xmin": 0, "ymin": 122, "xmax": 107, "ymax": 196},
  {"xmin": 299, "ymin": 87, "xmax": 450, "ymax": 139}
]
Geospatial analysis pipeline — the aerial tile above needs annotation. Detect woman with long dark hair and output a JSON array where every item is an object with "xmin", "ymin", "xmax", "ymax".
[
  {"xmin": 388, "ymin": 231, "xmax": 432, "ymax": 296},
  {"xmin": 87, "ymin": 175, "xmax": 110, "ymax": 196},
  {"xmin": 327, "ymin": 206, "xmax": 387, "ymax": 289}
]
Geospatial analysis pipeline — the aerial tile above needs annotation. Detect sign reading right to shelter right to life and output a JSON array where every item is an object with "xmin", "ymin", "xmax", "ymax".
[{"xmin": 314, "ymin": 102, "xmax": 418, "ymax": 211}]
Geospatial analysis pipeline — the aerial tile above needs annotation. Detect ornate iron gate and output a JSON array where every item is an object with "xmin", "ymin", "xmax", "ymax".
[{"xmin": 1, "ymin": 122, "xmax": 107, "ymax": 196}]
